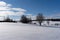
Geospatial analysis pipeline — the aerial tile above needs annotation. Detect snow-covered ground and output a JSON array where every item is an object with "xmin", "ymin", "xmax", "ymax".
[{"xmin": 0, "ymin": 22, "xmax": 60, "ymax": 40}]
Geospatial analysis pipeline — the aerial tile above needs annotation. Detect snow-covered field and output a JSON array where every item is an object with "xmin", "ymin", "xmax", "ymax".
[{"xmin": 0, "ymin": 22, "xmax": 60, "ymax": 40}]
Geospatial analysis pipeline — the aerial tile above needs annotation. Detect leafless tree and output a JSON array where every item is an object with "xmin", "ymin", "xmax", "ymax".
[{"xmin": 36, "ymin": 13, "xmax": 44, "ymax": 26}]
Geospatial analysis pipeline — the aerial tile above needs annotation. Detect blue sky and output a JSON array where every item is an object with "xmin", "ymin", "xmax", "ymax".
[{"xmin": 0, "ymin": 0, "xmax": 60, "ymax": 20}]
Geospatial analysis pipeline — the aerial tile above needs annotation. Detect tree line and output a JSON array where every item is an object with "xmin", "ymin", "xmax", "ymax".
[
  {"xmin": 20, "ymin": 13, "xmax": 44, "ymax": 26},
  {"xmin": 0, "ymin": 13, "xmax": 45, "ymax": 26}
]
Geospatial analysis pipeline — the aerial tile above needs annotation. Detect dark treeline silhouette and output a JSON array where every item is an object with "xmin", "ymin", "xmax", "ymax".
[
  {"xmin": 0, "ymin": 13, "xmax": 60, "ymax": 24},
  {"xmin": 0, "ymin": 17, "xmax": 17, "ymax": 23},
  {"xmin": 47, "ymin": 19, "xmax": 60, "ymax": 21},
  {"xmin": 32, "ymin": 19, "xmax": 60, "ymax": 21}
]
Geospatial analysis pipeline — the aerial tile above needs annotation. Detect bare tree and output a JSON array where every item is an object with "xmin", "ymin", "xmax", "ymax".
[
  {"xmin": 47, "ymin": 20, "xmax": 49, "ymax": 25},
  {"xmin": 36, "ymin": 13, "xmax": 44, "ymax": 26}
]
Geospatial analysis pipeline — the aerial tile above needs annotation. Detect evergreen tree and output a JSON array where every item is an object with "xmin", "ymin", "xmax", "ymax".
[{"xmin": 20, "ymin": 15, "xmax": 31, "ymax": 23}]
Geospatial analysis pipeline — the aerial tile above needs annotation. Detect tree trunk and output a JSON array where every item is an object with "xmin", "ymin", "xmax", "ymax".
[{"xmin": 39, "ymin": 22, "xmax": 41, "ymax": 26}]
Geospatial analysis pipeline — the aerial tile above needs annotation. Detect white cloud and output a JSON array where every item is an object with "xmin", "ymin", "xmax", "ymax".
[
  {"xmin": 0, "ymin": 7, "xmax": 10, "ymax": 11},
  {"xmin": 0, "ymin": 1, "xmax": 27, "ymax": 19},
  {"xmin": 25, "ymin": 14, "xmax": 36, "ymax": 20},
  {"xmin": 0, "ymin": 1, "xmax": 6, "ymax": 7},
  {"xmin": 0, "ymin": 1, "xmax": 12, "ymax": 7},
  {"xmin": 45, "ymin": 13, "xmax": 60, "ymax": 19},
  {"xmin": 12, "ymin": 8, "xmax": 26, "ymax": 12},
  {"xmin": 7, "ymin": 4, "xmax": 12, "ymax": 7},
  {"xmin": 0, "ymin": 1, "xmax": 27, "ymax": 20}
]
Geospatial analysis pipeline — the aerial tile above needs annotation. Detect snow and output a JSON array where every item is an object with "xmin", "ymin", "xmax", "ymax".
[{"xmin": 0, "ymin": 22, "xmax": 60, "ymax": 40}]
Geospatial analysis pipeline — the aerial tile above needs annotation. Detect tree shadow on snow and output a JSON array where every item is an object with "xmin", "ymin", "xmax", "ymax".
[{"xmin": 40, "ymin": 25, "xmax": 60, "ymax": 28}]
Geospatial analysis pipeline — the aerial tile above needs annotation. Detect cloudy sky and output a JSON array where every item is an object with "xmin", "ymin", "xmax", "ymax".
[
  {"xmin": 0, "ymin": 0, "xmax": 60, "ymax": 20},
  {"xmin": 0, "ymin": 0, "xmax": 27, "ymax": 20}
]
